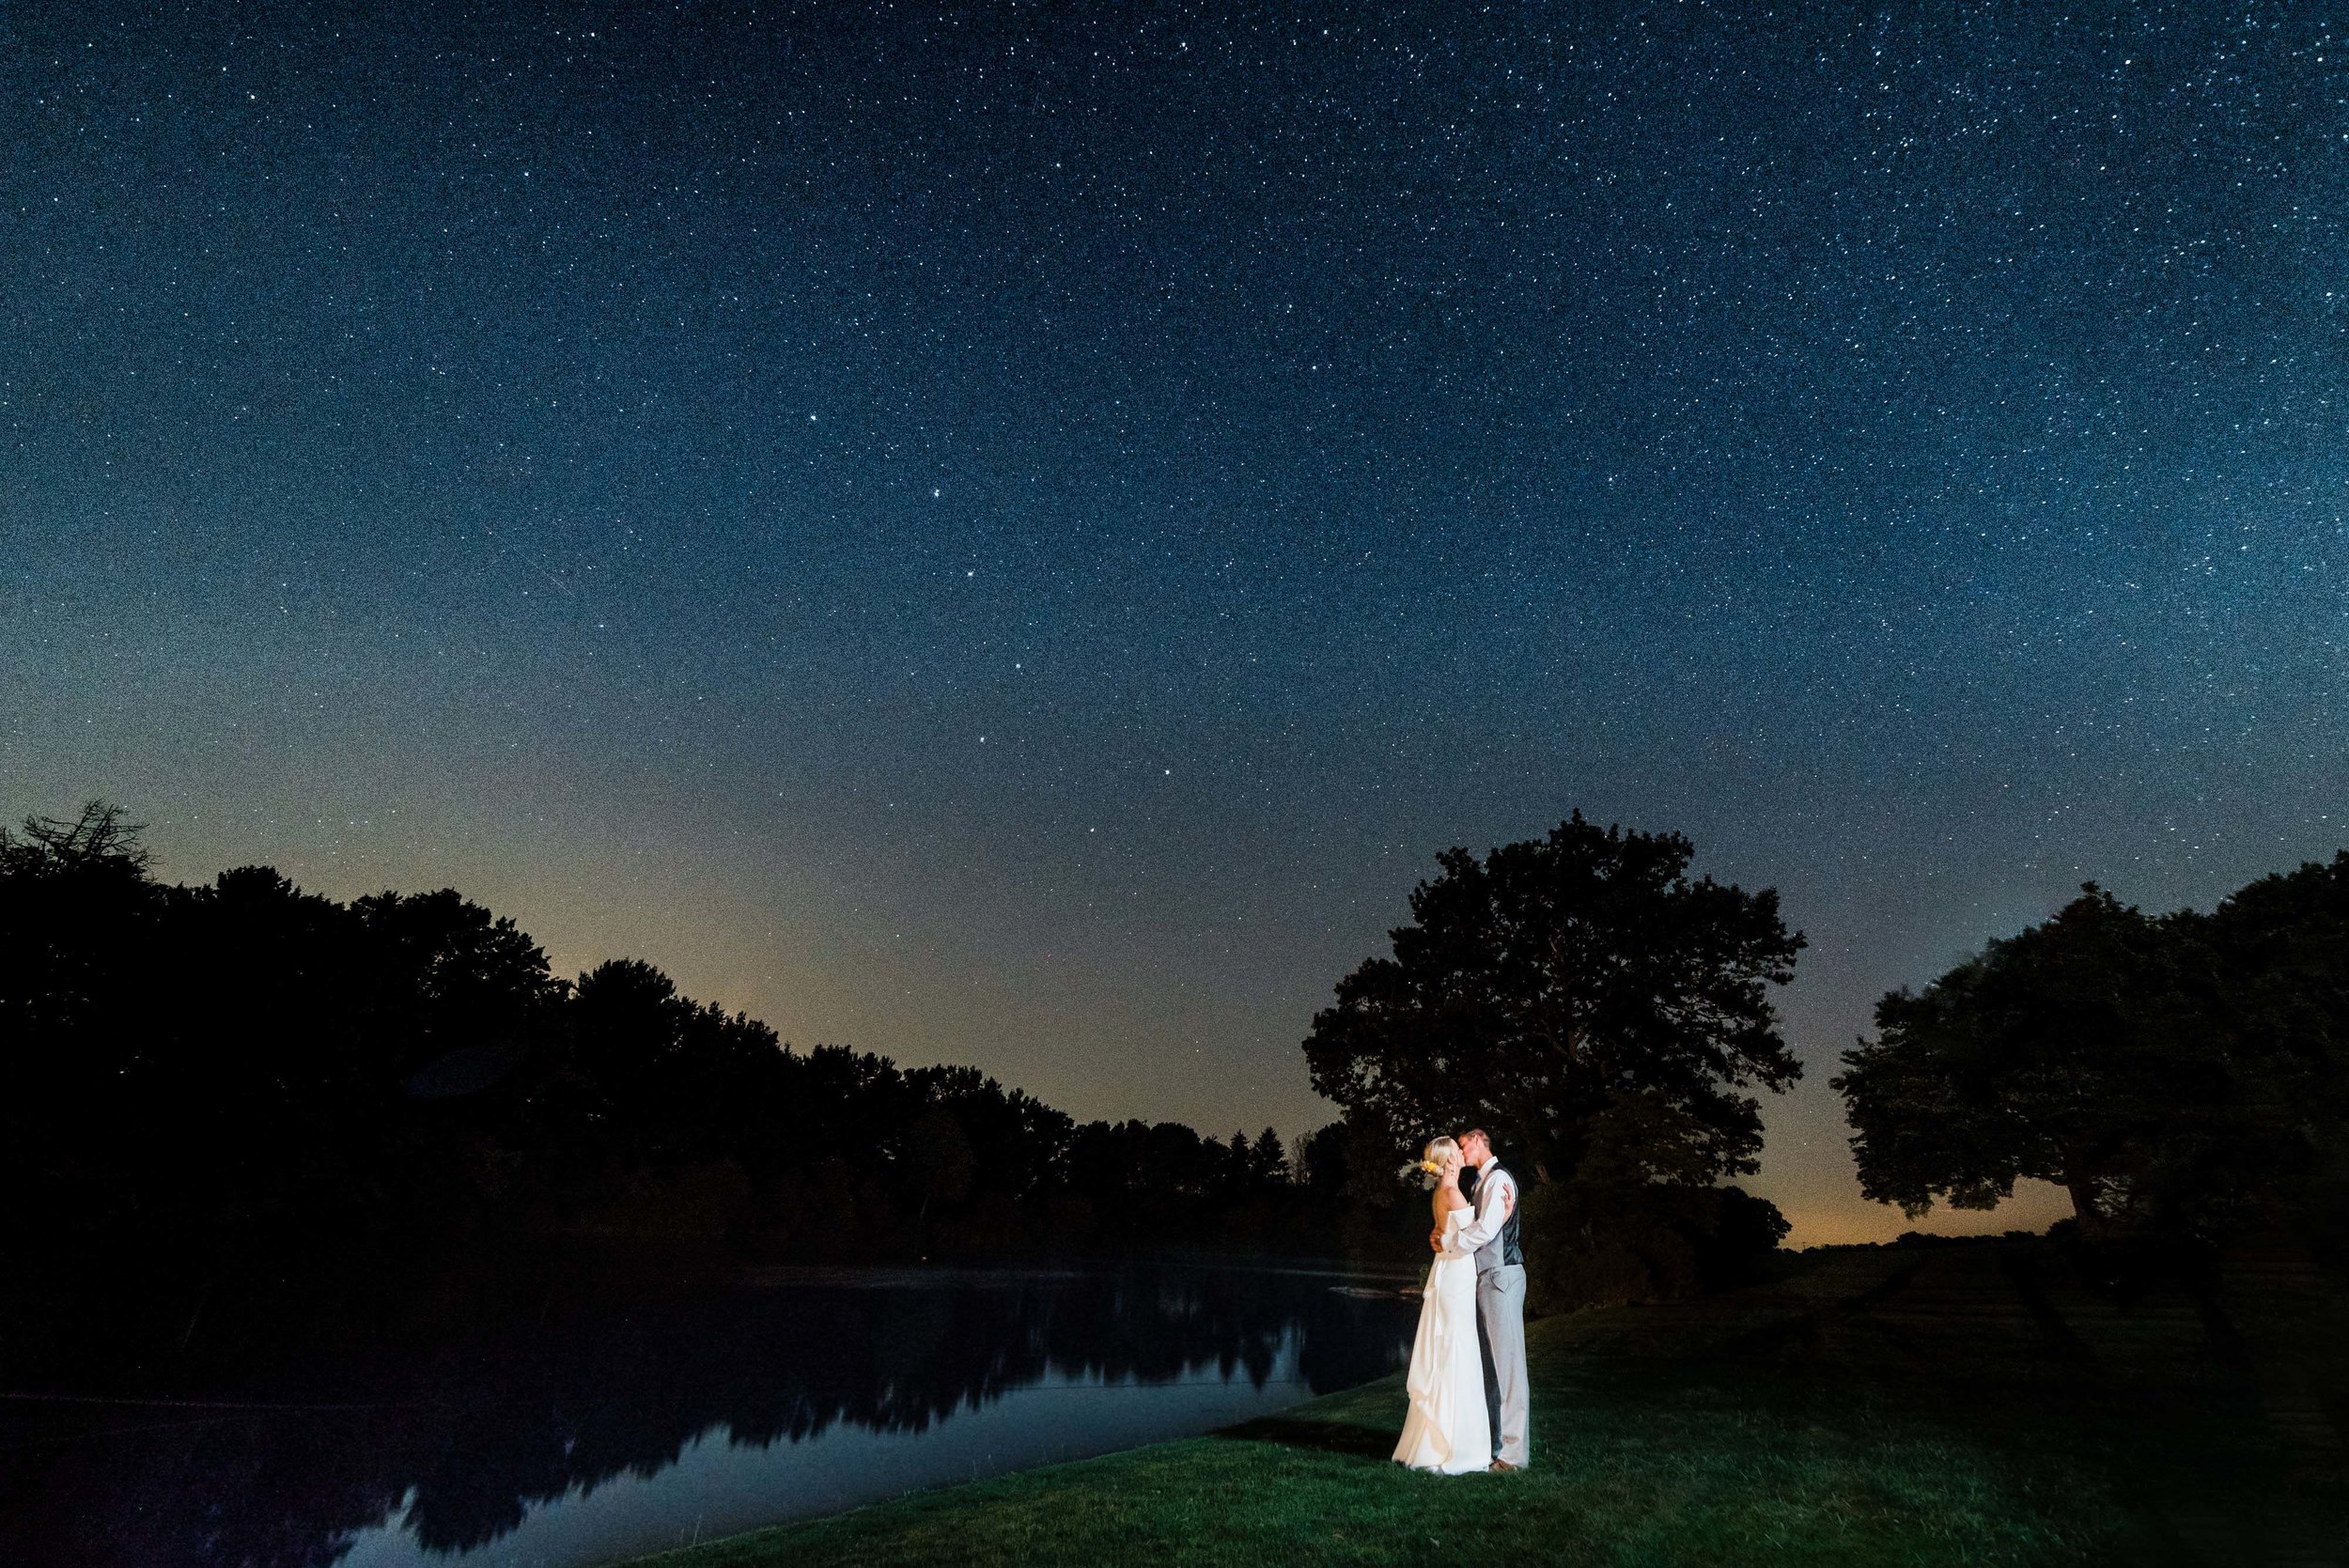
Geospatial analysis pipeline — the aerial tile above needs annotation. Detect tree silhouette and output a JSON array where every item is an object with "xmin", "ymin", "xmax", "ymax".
[
  {"xmin": 2178, "ymin": 856, "xmax": 2349, "ymax": 1241},
  {"xmin": 1836, "ymin": 871, "xmax": 2349, "ymax": 1240},
  {"xmin": 0, "ymin": 800, "xmax": 1386, "ymax": 1268},
  {"xmin": 2202, "ymin": 853, "xmax": 2349, "ymax": 1237},
  {"xmin": 1302, "ymin": 813, "xmax": 1805, "ymax": 1184},
  {"xmin": 1300, "ymin": 815, "xmax": 1803, "ymax": 1308},
  {"xmin": 3, "ymin": 799, "xmax": 152, "ymax": 874}
]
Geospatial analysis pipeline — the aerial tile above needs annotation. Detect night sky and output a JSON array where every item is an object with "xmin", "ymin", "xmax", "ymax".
[{"xmin": 7, "ymin": 3, "xmax": 2344, "ymax": 1243}]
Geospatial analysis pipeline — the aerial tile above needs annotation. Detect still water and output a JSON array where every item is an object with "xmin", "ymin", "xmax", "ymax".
[{"xmin": 8, "ymin": 1262, "xmax": 1417, "ymax": 1568}]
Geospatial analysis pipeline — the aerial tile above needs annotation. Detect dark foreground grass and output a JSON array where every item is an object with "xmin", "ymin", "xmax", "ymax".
[{"xmin": 628, "ymin": 1241, "xmax": 2347, "ymax": 1568}]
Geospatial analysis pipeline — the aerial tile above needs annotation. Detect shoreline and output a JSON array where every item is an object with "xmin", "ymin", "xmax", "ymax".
[{"xmin": 618, "ymin": 1237, "xmax": 2344, "ymax": 1568}]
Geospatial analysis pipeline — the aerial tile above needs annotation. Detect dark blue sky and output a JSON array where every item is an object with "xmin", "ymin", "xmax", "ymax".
[{"xmin": 7, "ymin": 2, "xmax": 2343, "ymax": 1240}]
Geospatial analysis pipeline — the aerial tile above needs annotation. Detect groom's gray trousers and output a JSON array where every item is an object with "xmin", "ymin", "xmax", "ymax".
[{"xmin": 1475, "ymin": 1263, "xmax": 1530, "ymax": 1466}]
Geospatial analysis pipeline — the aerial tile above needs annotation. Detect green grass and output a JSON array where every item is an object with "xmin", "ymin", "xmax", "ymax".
[{"xmin": 626, "ymin": 1242, "xmax": 2347, "ymax": 1568}]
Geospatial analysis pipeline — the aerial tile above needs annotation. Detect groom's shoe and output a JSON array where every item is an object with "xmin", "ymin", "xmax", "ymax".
[{"xmin": 1489, "ymin": 1459, "xmax": 1520, "ymax": 1473}]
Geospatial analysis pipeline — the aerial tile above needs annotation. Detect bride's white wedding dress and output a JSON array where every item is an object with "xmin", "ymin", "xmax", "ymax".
[{"xmin": 1392, "ymin": 1203, "xmax": 1491, "ymax": 1473}]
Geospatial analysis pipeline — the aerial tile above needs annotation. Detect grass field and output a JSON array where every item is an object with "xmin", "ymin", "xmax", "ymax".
[{"xmin": 627, "ymin": 1237, "xmax": 2347, "ymax": 1567}]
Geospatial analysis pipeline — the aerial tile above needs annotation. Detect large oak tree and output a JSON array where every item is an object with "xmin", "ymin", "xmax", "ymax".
[
  {"xmin": 1833, "ymin": 887, "xmax": 2201, "ymax": 1231},
  {"xmin": 1302, "ymin": 814, "xmax": 1805, "ymax": 1186},
  {"xmin": 1835, "ymin": 866, "xmax": 2349, "ymax": 1238}
]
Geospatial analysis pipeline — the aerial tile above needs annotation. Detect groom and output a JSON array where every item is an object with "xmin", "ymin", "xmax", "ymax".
[{"xmin": 1432, "ymin": 1127, "xmax": 1529, "ymax": 1471}]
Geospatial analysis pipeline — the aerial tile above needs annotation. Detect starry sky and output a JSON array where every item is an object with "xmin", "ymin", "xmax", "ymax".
[{"xmin": 7, "ymin": 2, "xmax": 2344, "ymax": 1244}]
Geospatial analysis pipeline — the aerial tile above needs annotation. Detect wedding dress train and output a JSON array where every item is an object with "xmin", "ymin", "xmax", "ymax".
[{"xmin": 1392, "ymin": 1204, "xmax": 1491, "ymax": 1473}]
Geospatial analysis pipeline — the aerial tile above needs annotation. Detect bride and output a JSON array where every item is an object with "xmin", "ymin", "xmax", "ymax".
[{"xmin": 1392, "ymin": 1136, "xmax": 1491, "ymax": 1473}]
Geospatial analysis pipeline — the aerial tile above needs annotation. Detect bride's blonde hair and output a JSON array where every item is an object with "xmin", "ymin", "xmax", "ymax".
[{"xmin": 1423, "ymin": 1135, "xmax": 1460, "ymax": 1168}]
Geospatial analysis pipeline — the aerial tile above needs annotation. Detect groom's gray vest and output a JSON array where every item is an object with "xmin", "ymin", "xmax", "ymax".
[{"xmin": 1464, "ymin": 1162, "xmax": 1524, "ymax": 1271}]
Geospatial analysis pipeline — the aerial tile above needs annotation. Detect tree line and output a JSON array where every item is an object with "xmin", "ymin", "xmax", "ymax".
[
  {"xmin": 0, "ymin": 803, "xmax": 1404, "ymax": 1266},
  {"xmin": 14, "ymin": 797, "xmax": 2334, "ymax": 1303}
]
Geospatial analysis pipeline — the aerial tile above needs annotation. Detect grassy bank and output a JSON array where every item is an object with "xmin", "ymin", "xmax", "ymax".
[{"xmin": 628, "ymin": 1239, "xmax": 2346, "ymax": 1567}]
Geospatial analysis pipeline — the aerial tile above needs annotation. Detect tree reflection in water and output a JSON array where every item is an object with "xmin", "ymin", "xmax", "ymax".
[{"xmin": 2, "ymin": 1264, "xmax": 1413, "ymax": 1568}]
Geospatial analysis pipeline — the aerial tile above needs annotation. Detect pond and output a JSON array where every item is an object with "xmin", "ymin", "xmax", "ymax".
[{"xmin": 4, "ymin": 1261, "xmax": 1420, "ymax": 1568}]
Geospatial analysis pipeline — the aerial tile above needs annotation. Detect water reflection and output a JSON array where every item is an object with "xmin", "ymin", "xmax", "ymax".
[{"xmin": 4, "ymin": 1264, "xmax": 1414, "ymax": 1568}]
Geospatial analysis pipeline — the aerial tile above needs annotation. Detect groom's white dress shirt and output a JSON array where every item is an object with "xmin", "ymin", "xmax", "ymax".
[{"xmin": 1451, "ymin": 1159, "xmax": 1516, "ymax": 1261}]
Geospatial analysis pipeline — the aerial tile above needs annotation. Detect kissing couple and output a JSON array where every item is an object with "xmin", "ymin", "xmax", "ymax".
[{"xmin": 1392, "ymin": 1128, "xmax": 1530, "ymax": 1475}]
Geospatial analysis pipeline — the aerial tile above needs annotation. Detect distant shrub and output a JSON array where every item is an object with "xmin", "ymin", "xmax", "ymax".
[{"xmin": 1523, "ymin": 1180, "xmax": 1789, "ymax": 1313}]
